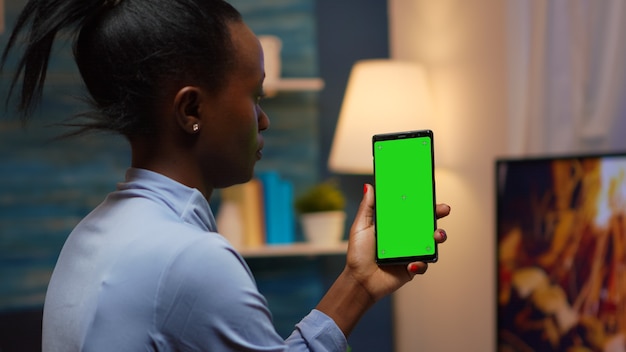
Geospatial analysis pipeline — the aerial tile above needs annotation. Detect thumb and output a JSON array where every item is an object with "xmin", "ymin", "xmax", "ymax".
[{"xmin": 351, "ymin": 183, "xmax": 375, "ymax": 233}]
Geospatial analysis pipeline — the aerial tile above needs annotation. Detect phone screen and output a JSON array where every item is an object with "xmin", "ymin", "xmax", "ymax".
[{"xmin": 373, "ymin": 130, "xmax": 437, "ymax": 264}]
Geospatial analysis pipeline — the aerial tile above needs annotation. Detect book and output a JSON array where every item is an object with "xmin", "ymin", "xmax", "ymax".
[
  {"xmin": 258, "ymin": 171, "xmax": 295, "ymax": 245},
  {"xmin": 218, "ymin": 179, "xmax": 266, "ymax": 248}
]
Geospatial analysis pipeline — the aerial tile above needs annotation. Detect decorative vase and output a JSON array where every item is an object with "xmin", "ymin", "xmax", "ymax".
[{"xmin": 300, "ymin": 210, "xmax": 346, "ymax": 245}]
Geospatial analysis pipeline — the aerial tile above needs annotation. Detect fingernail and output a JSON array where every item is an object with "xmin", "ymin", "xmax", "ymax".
[
  {"xmin": 363, "ymin": 184, "xmax": 368, "ymax": 194},
  {"xmin": 440, "ymin": 229, "xmax": 447, "ymax": 241},
  {"xmin": 409, "ymin": 263, "xmax": 419, "ymax": 274}
]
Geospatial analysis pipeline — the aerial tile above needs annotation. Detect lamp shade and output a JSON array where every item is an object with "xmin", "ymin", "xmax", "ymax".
[{"xmin": 328, "ymin": 59, "xmax": 432, "ymax": 174}]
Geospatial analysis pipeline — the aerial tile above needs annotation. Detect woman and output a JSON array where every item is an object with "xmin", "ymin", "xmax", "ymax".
[{"xmin": 1, "ymin": 0, "xmax": 451, "ymax": 351}]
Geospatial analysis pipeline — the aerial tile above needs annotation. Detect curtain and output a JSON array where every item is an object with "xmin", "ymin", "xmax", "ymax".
[{"xmin": 506, "ymin": 0, "xmax": 626, "ymax": 155}]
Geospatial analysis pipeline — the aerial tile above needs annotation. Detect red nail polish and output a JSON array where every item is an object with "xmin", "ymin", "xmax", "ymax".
[
  {"xmin": 440, "ymin": 229, "xmax": 447, "ymax": 241},
  {"xmin": 363, "ymin": 184, "xmax": 368, "ymax": 194},
  {"xmin": 409, "ymin": 263, "xmax": 419, "ymax": 273}
]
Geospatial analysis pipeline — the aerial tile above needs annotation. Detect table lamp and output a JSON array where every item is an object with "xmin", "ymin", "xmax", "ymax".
[{"xmin": 328, "ymin": 59, "xmax": 432, "ymax": 174}]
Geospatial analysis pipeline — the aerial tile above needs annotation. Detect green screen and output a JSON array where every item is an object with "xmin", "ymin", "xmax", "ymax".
[{"xmin": 374, "ymin": 134, "xmax": 436, "ymax": 261}]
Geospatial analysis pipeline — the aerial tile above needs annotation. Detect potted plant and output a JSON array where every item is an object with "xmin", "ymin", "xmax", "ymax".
[{"xmin": 295, "ymin": 180, "xmax": 347, "ymax": 245}]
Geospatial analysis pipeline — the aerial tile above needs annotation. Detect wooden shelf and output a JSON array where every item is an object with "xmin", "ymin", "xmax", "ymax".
[
  {"xmin": 239, "ymin": 241, "xmax": 348, "ymax": 258},
  {"xmin": 264, "ymin": 78, "xmax": 325, "ymax": 97}
]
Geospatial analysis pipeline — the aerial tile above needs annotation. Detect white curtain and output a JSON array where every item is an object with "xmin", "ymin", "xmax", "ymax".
[{"xmin": 507, "ymin": 0, "xmax": 626, "ymax": 155}]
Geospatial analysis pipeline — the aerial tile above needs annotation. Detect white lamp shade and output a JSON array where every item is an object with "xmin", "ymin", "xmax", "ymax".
[{"xmin": 328, "ymin": 59, "xmax": 432, "ymax": 174}]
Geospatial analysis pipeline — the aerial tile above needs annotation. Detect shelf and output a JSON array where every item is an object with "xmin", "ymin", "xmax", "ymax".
[
  {"xmin": 263, "ymin": 78, "xmax": 325, "ymax": 96},
  {"xmin": 239, "ymin": 241, "xmax": 348, "ymax": 258}
]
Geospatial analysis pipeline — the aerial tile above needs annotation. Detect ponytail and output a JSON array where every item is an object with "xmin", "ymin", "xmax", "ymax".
[
  {"xmin": 1, "ymin": 0, "xmax": 242, "ymax": 137},
  {"xmin": 1, "ymin": 0, "xmax": 110, "ymax": 120}
]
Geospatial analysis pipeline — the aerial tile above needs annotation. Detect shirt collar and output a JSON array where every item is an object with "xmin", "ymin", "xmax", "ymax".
[{"xmin": 117, "ymin": 168, "xmax": 217, "ymax": 232}]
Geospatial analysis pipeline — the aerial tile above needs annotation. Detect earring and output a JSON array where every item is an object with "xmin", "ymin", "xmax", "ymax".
[{"xmin": 192, "ymin": 123, "xmax": 199, "ymax": 132}]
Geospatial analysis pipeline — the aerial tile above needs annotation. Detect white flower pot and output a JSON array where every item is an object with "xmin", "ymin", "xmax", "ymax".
[{"xmin": 300, "ymin": 210, "xmax": 346, "ymax": 245}]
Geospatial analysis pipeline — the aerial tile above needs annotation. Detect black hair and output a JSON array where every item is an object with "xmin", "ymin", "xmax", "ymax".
[{"xmin": 1, "ymin": 0, "xmax": 242, "ymax": 137}]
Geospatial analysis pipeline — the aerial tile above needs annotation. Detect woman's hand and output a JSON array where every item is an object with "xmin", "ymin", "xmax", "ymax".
[
  {"xmin": 316, "ymin": 183, "xmax": 450, "ymax": 337},
  {"xmin": 345, "ymin": 183, "xmax": 450, "ymax": 302}
]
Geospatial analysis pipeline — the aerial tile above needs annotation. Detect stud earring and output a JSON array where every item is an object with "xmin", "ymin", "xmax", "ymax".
[{"xmin": 192, "ymin": 123, "xmax": 199, "ymax": 132}]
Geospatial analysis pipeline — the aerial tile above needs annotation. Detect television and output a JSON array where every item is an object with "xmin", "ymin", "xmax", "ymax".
[{"xmin": 496, "ymin": 153, "xmax": 626, "ymax": 352}]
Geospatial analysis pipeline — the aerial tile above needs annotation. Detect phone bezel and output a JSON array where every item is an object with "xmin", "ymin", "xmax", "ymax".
[{"xmin": 372, "ymin": 129, "xmax": 438, "ymax": 265}]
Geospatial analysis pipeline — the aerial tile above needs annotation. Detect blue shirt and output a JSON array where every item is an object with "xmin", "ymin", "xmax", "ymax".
[{"xmin": 42, "ymin": 168, "xmax": 347, "ymax": 351}]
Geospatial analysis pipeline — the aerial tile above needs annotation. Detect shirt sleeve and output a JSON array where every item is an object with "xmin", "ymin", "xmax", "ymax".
[
  {"xmin": 154, "ymin": 234, "xmax": 348, "ymax": 352},
  {"xmin": 285, "ymin": 309, "xmax": 348, "ymax": 352}
]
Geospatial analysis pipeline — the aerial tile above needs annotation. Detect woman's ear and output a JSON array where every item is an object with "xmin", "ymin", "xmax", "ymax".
[{"xmin": 173, "ymin": 86, "xmax": 203, "ymax": 134}]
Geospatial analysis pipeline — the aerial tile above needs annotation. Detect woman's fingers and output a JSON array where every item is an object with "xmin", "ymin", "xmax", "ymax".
[
  {"xmin": 436, "ymin": 204, "xmax": 451, "ymax": 219},
  {"xmin": 407, "ymin": 262, "xmax": 429, "ymax": 277},
  {"xmin": 435, "ymin": 229, "xmax": 448, "ymax": 243}
]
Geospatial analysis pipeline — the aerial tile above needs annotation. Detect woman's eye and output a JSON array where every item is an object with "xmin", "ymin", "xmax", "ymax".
[{"xmin": 256, "ymin": 92, "xmax": 266, "ymax": 105}]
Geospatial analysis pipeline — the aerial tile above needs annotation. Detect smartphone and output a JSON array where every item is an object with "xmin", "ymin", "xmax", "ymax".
[{"xmin": 373, "ymin": 130, "xmax": 437, "ymax": 264}]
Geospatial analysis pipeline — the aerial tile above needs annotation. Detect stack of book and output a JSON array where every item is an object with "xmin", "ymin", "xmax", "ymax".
[{"xmin": 217, "ymin": 170, "xmax": 295, "ymax": 248}]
